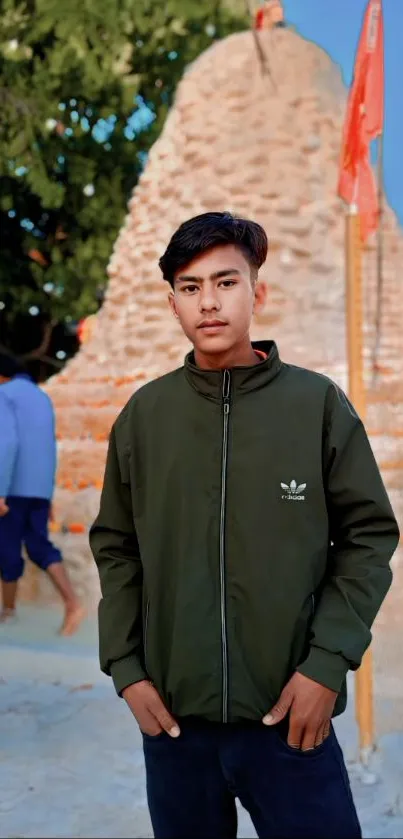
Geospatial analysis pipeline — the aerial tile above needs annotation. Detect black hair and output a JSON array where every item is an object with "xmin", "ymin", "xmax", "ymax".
[
  {"xmin": 0, "ymin": 352, "xmax": 25, "ymax": 379},
  {"xmin": 159, "ymin": 211, "xmax": 268, "ymax": 288}
]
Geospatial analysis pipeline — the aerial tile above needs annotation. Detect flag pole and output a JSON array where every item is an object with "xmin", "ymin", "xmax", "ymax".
[
  {"xmin": 345, "ymin": 202, "xmax": 375, "ymax": 763},
  {"xmin": 371, "ymin": 133, "xmax": 384, "ymax": 382},
  {"xmin": 244, "ymin": 0, "xmax": 277, "ymax": 86}
]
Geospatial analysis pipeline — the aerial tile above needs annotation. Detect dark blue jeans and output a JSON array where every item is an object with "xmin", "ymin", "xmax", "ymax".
[
  {"xmin": 0, "ymin": 496, "xmax": 61, "ymax": 582},
  {"xmin": 143, "ymin": 717, "xmax": 361, "ymax": 839}
]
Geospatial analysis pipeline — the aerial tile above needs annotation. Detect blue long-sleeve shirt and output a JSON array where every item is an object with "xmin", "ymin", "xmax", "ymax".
[{"xmin": 0, "ymin": 374, "xmax": 57, "ymax": 500}]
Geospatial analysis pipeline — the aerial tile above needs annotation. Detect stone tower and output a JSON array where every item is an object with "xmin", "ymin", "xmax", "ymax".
[{"xmin": 23, "ymin": 29, "xmax": 401, "ymax": 607}]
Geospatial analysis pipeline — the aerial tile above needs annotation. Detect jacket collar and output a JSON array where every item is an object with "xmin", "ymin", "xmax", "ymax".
[{"xmin": 184, "ymin": 340, "xmax": 283, "ymax": 401}]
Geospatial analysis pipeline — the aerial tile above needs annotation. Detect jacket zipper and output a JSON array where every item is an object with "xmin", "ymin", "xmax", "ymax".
[
  {"xmin": 144, "ymin": 599, "xmax": 150, "ymax": 672},
  {"xmin": 220, "ymin": 369, "xmax": 231, "ymax": 723}
]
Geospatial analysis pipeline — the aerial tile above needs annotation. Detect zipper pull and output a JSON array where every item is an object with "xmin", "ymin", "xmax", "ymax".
[{"xmin": 222, "ymin": 369, "xmax": 230, "ymax": 413}]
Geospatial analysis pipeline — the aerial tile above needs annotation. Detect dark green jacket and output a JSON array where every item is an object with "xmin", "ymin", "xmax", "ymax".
[{"xmin": 90, "ymin": 341, "xmax": 399, "ymax": 722}]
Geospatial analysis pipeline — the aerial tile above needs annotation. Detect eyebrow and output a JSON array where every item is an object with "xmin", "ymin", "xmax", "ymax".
[{"xmin": 176, "ymin": 268, "xmax": 241, "ymax": 284}]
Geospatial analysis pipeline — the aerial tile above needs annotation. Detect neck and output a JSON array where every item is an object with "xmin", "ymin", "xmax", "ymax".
[{"xmin": 194, "ymin": 337, "xmax": 258, "ymax": 370}]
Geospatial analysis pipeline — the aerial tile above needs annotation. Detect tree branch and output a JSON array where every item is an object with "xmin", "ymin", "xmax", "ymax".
[
  {"xmin": 21, "ymin": 320, "xmax": 56, "ymax": 361},
  {"xmin": 38, "ymin": 354, "xmax": 64, "ymax": 369},
  {"xmin": 0, "ymin": 86, "xmax": 33, "ymax": 118}
]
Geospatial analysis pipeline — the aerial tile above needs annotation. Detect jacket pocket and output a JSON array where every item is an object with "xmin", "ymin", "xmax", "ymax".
[{"xmin": 144, "ymin": 599, "xmax": 150, "ymax": 674}]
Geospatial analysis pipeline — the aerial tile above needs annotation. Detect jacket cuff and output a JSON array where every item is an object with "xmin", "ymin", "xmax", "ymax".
[
  {"xmin": 110, "ymin": 655, "xmax": 148, "ymax": 697},
  {"xmin": 297, "ymin": 647, "xmax": 350, "ymax": 693}
]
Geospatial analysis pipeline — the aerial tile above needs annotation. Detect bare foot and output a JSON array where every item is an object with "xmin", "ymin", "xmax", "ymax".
[
  {"xmin": 0, "ymin": 608, "xmax": 17, "ymax": 624},
  {"xmin": 58, "ymin": 603, "xmax": 85, "ymax": 636}
]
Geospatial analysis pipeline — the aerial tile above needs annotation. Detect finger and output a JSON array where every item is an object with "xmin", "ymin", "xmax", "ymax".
[
  {"xmin": 314, "ymin": 722, "xmax": 326, "ymax": 749},
  {"xmin": 323, "ymin": 719, "xmax": 331, "ymax": 741},
  {"xmin": 138, "ymin": 709, "xmax": 164, "ymax": 737},
  {"xmin": 122, "ymin": 683, "xmax": 164, "ymax": 735},
  {"xmin": 287, "ymin": 714, "xmax": 304, "ymax": 750},
  {"xmin": 263, "ymin": 688, "xmax": 293, "ymax": 726},
  {"xmin": 301, "ymin": 725, "xmax": 318, "ymax": 752},
  {"xmin": 149, "ymin": 694, "xmax": 180, "ymax": 737}
]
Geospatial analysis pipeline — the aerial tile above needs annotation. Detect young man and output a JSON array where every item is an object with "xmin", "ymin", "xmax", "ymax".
[
  {"xmin": 90, "ymin": 212, "xmax": 399, "ymax": 838},
  {"xmin": 0, "ymin": 353, "xmax": 84, "ymax": 634}
]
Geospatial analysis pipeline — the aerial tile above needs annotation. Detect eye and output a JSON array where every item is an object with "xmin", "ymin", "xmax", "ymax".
[
  {"xmin": 182, "ymin": 284, "xmax": 199, "ymax": 293},
  {"xmin": 219, "ymin": 280, "xmax": 236, "ymax": 288}
]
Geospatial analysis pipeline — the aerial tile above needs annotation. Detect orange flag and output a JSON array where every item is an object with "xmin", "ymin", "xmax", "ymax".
[
  {"xmin": 255, "ymin": 7, "xmax": 265, "ymax": 29},
  {"xmin": 337, "ymin": 0, "xmax": 384, "ymax": 241}
]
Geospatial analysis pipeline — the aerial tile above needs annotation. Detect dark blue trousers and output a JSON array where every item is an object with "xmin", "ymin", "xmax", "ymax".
[
  {"xmin": 0, "ymin": 496, "xmax": 61, "ymax": 582},
  {"xmin": 143, "ymin": 717, "xmax": 361, "ymax": 839}
]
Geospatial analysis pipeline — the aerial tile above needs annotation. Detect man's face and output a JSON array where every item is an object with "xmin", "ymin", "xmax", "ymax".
[{"xmin": 169, "ymin": 244, "xmax": 266, "ymax": 358}]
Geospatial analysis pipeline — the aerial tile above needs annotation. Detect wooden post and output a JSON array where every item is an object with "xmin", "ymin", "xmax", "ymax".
[
  {"xmin": 371, "ymin": 133, "xmax": 384, "ymax": 383},
  {"xmin": 345, "ymin": 204, "xmax": 375, "ymax": 762}
]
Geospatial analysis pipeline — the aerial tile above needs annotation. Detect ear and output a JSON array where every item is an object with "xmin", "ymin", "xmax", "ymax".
[
  {"xmin": 168, "ymin": 290, "xmax": 179, "ymax": 318},
  {"xmin": 253, "ymin": 280, "xmax": 267, "ymax": 314}
]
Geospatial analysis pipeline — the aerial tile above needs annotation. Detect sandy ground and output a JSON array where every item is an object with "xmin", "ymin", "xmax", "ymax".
[{"xmin": 1, "ymin": 605, "xmax": 403, "ymax": 839}]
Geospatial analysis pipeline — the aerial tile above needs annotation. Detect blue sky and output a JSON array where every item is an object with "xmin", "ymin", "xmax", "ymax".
[{"xmin": 283, "ymin": 0, "xmax": 403, "ymax": 227}]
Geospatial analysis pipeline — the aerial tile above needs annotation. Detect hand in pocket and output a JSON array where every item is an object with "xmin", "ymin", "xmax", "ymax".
[
  {"xmin": 263, "ymin": 672, "xmax": 336, "ymax": 751},
  {"xmin": 122, "ymin": 680, "xmax": 181, "ymax": 738}
]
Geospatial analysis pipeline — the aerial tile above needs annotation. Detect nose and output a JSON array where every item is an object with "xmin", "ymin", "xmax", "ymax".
[{"xmin": 199, "ymin": 283, "xmax": 220, "ymax": 313}]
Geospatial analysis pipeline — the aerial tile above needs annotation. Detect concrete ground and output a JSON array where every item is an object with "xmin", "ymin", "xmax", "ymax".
[{"xmin": 1, "ymin": 605, "xmax": 403, "ymax": 839}]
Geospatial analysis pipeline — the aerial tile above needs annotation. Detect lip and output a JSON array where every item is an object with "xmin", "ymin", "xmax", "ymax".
[{"xmin": 197, "ymin": 320, "xmax": 228, "ymax": 330}]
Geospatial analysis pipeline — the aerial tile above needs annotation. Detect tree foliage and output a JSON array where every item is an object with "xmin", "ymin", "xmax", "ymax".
[{"xmin": 0, "ymin": 0, "xmax": 247, "ymax": 373}]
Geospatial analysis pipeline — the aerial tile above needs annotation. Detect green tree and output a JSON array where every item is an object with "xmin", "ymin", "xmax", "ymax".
[{"xmin": 0, "ymin": 0, "xmax": 247, "ymax": 377}]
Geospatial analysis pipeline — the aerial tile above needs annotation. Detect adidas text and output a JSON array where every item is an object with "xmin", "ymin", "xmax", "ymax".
[{"xmin": 281, "ymin": 480, "xmax": 306, "ymax": 502}]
